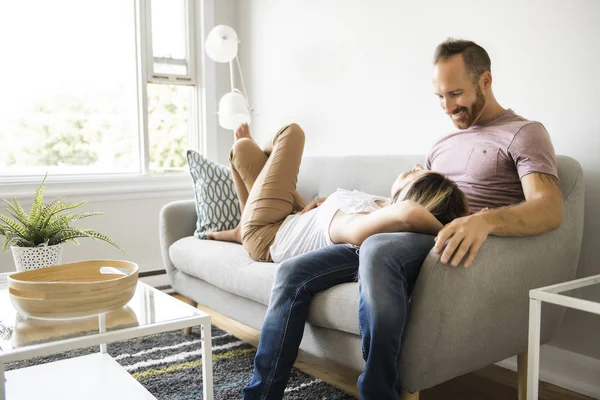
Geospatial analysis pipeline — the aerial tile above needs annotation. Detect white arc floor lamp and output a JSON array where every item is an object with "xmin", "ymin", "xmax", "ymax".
[{"xmin": 205, "ymin": 25, "xmax": 251, "ymax": 131}]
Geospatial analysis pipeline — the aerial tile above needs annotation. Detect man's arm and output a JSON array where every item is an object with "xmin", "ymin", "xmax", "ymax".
[
  {"xmin": 434, "ymin": 172, "xmax": 563, "ymax": 268},
  {"xmin": 482, "ymin": 173, "xmax": 563, "ymax": 235}
]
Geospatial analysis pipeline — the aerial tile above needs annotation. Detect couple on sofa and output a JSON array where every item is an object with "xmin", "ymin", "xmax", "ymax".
[{"xmin": 209, "ymin": 38, "xmax": 564, "ymax": 399}]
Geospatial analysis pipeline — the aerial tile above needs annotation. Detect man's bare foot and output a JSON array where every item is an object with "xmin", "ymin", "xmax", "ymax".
[
  {"xmin": 234, "ymin": 123, "xmax": 252, "ymax": 141},
  {"xmin": 205, "ymin": 225, "xmax": 242, "ymax": 244}
]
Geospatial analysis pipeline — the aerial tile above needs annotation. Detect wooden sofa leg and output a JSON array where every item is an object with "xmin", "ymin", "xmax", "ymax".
[
  {"xmin": 517, "ymin": 352, "xmax": 528, "ymax": 400},
  {"xmin": 400, "ymin": 391, "xmax": 419, "ymax": 400},
  {"xmin": 178, "ymin": 297, "xmax": 198, "ymax": 335}
]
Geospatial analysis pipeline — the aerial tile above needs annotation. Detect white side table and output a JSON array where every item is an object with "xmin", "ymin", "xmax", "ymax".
[{"xmin": 527, "ymin": 273, "xmax": 600, "ymax": 400}]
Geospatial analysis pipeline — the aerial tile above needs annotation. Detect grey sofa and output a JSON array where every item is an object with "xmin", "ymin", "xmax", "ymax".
[{"xmin": 159, "ymin": 154, "xmax": 584, "ymax": 394}]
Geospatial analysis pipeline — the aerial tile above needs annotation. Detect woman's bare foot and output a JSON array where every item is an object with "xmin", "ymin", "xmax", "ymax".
[
  {"xmin": 205, "ymin": 225, "xmax": 242, "ymax": 244},
  {"xmin": 234, "ymin": 123, "xmax": 252, "ymax": 141}
]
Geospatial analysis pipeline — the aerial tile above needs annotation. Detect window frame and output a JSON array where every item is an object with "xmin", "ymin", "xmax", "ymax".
[
  {"xmin": 144, "ymin": 0, "xmax": 196, "ymax": 85},
  {"xmin": 0, "ymin": 0, "xmax": 218, "ymax": 201},
  {"xmin": 138, "ymin": 0, "xmax": 198, "ymax": 175}
]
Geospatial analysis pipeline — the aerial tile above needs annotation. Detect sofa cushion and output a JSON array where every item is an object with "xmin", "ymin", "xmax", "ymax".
[
  {"xmin": 186, "ymin": 150, "xmax": 241, "ymax": 239},
  {"xmin": 309, "ymin": 282, "xmax": 360, "ymax": 335},
  {"xmin": 169, "ymin": 236, "xmax": 360, "ymax": 335},
  {"xmin": 170, "ymin": 237, "xmax": 274, "ymax": 305}
]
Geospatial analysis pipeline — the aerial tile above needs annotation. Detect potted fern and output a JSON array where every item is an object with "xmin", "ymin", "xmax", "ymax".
[{"xmin": 0, "ymin": 175, "xmax": 123, "ymax": 272}]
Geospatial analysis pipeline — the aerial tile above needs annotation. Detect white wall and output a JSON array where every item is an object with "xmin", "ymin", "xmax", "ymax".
[
  {"xmin": 0, "ymin": 191, "xmax": 192, "ymax": 274},
  {"xmin": 237, "ymin": 0, "xmax": 600, "ymax": 390}
]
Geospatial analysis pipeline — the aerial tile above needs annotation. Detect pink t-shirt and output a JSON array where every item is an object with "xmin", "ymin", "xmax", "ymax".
[{"xmin": 426, "ymin": 109, "xmax": 558, "ymax": 213}]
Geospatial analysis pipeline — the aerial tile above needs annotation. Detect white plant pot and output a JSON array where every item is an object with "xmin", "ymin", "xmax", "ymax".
[{"xmin": 11, "ymin": 244, "xmax": 64, "ymax": 272}]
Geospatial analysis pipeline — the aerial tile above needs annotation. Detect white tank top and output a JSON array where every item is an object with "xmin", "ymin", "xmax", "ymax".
[{"xmin": 269, "ymin": 189, "xmax": 387, "ymax": 263}]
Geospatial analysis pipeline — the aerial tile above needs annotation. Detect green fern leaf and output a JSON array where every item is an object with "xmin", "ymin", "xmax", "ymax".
[
  {"xmin": 44, "ymin": 211, "xmax": 105, "ymax": 239},
  {"xmin": 38, "ymin": 196, "xmax": 65, "ymax": 229},
  {"xmin": 3, "ymin": 208, "xmax": 29, "ymax": 230},
  {"xmin": 0, "ymin": 228, "xmax": 11, "ymax": 252},
  {"xmin": 45, "ymin": 201, "xmax": 88, "ymax": 223},
  {"xmin": 51, "ymin": 228, "xmax": 123, "ymax": 252},
  {"xmin": 1, "ymin": 231, "xmax": 35, "ymax": 250},
  {"xmin": 3, "ymin": 198, "xmax": 30, "ymax": 227},
  {"xmin": 44, "ymin": 215, "xmax": 80, "ymax": 238},
  {"xmin": 71, "ymin": 212, "xmax": 105, "ymax": 220},
  {"xmin": 47, "ymin": 227, "xmax": 91, "ymax": 243},
  {"xmin": 83, "ymin": 231, "xmax": 124, "ymax": 252},
  {"xmin": 29, "ymin": 175, "xmax": 47, "ymax": 226},
  {"xmin": 0, "ymin": 215, "xmax": 30, "ymax": 241},
  {"xmin": 12, "ymin": 197, "xmax": 29, "ymax": 222}
]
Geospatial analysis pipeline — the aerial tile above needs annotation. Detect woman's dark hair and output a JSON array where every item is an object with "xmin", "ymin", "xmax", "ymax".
[{"xmin": 392, "ymin": 171, "xmax": 469, "ymax": 225}]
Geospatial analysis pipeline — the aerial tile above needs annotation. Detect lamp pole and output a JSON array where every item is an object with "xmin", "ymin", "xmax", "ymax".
[
  {"xmin": 205, "ymin": 25, "xmax": 251, "ymax": 131},
  {"xmin": 229, "ymin": 60, "xmax": 235, "ymax": 92},
  {"xmin": 229, "ymin": 61, "xmax": 236, "ymax": 135}
]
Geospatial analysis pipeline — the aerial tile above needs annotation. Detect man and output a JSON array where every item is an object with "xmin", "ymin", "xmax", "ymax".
[{"xmin": 242, "ymin": 38, "xmax": 563, "ymax": 400}]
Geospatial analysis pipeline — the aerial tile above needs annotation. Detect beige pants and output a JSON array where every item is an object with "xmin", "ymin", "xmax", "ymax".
[{"xmin": 229, "ymin": 123, "xmax": 307, "ymax": 261}]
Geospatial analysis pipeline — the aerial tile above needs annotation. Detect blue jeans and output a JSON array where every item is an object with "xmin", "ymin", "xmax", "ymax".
[{"xmin": 242, "ymin": 233, "xmax": 435, "ymax": 400}]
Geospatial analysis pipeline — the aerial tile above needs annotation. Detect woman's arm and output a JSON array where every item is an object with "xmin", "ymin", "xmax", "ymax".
[
  {"xmin": 329, "ymin": 200, "xmax": 443, "ymax": 246},
  {"xmin": 399, "ymin": 200, "xmax": 444, "ymax": 234},
  {"xmin": 301, "ymin": 196, "xmax": 327, "ymax": 214}
]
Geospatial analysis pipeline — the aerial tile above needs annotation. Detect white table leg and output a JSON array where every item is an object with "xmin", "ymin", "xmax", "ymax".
[
  {"xmin": 527, "ymin": 298, "xmax": 542, "ymax": 400},
  {"xmin": 201, "ymin": 323, "xmax": 213, "ymax": 400},
  {"xmin": 1, "ymin": 360, "xmax": 6, "ymax": 400},
  {"xmin": 99, "ymin": 313, "xmax": 107, "ymax": 354}
]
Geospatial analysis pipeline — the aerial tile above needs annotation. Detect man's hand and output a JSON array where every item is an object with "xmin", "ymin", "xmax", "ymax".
[
  {"xmin": 301, "ymin": 197, "xmax": 327, "ymax": 214},
  {"xmin": 434, "ymin": 213, "xmax": 493, "ymax": 268}
]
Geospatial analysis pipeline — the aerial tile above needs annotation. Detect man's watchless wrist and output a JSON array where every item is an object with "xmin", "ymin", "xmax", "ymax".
[{"xmin": 476, "ymin": 210, "xmax": 496, "ymax": 235}]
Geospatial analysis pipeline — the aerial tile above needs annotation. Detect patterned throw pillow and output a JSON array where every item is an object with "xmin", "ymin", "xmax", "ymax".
[{"xmin": 186, "ymin": 150, "xmax": 241, "ymax": 239}]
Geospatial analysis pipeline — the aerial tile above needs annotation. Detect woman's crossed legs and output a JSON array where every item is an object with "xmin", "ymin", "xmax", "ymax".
[{"xmin": 210, "ymin": 123, "xmax": 307, "ymax": 261}]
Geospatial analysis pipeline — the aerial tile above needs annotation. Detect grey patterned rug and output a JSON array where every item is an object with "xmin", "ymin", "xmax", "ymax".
[{"xmin": 6, "ymin": 326, "xmax": 356, "ymax": 399}]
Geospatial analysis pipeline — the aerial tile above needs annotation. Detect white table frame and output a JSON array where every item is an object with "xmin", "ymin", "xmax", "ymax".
[
  {"xmin": 0, "ymin": 281, "xmax": 213, "ymax": 400},
  {"xmin": 527, "ymin": 273, "xmax": 600, "ymax": 400}
]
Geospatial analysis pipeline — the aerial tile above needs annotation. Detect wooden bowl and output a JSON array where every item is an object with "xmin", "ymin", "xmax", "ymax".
[{"xmin": 7, "ymin": 260, "xmax": 139, "ymax": 320}]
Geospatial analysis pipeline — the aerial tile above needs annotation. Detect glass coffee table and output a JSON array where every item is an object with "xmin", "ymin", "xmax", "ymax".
[
  {"xmin": 0, "ymin": 273, "xmax": 213, "ymax": 400},
  {"xmin": 527, "ymin": 273, "xmax": 600, "ymax": 400}
]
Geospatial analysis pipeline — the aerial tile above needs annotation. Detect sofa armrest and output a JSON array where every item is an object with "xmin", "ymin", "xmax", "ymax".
[
  {"xmin": 399, "ymin": 227, "xmax": 582, "ymax": 391},
  {"xmin": 159, "ymin": 199, "xmax": 197, "ymax": 277}
]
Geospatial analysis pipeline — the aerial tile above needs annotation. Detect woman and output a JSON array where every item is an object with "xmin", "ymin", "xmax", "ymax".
[{"xmin": 208, "ymin": 123, "xmax": 469, "ymax": 262}]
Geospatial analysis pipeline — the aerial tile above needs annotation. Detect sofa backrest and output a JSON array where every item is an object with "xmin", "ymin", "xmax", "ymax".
[
  {"xmin": 297, "ymin": 155, "xmax": 422, "ymax": 202},
  {"xmin": 298, "ymin": 154, "xmax": 581, "ymax": 203}
]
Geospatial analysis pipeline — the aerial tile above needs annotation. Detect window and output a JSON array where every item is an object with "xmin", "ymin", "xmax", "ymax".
[
  {"xmin": 0, "ymin": 0, "xmax": 198, "ymax": 179},
  {"xmin": 147, "ymin": 83, "xmax": 191, "ymax": 173}
]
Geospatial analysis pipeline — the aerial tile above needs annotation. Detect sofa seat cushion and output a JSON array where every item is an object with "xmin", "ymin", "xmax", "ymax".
[
  {"xmin": 170, "ymin": 237, "xmax": 275, "ymax": 306},
  {"xmin": 309, "ymin": 283, "xmax": 360, "ymax": 335},
  {"xmin": 169, "ymin": 237, "xmax": 360, "ymax": 335}
]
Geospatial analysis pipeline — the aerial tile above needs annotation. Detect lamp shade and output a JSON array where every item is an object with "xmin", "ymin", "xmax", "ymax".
[
  {"xmin": 218, "ymin": 90, "xmax": 251, "ymax": 130},
  {"xmin": 205, "ymin": 25, "xmax": 239, "ymax": 63}
]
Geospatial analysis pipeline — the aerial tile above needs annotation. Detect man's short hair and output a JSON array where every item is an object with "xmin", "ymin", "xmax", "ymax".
[{"xmin": 433, "ymin": 38, "xmax": 491, "ymax": 83}]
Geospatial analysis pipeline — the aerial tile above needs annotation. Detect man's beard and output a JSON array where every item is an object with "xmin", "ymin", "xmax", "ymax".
[{"xmin": 450, "ymin": 86, "xmax": 486, "ymax": 129}]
